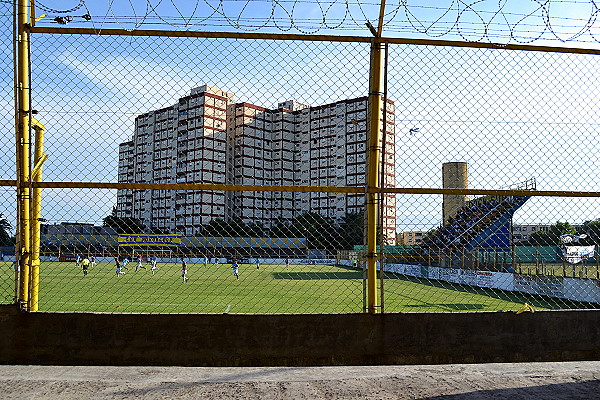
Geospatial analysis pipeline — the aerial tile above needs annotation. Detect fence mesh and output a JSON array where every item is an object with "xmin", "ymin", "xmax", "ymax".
[
  {"xmin": 1, "ymin": 3, "xmax": 15, "ymax": 304},
  {"xmin": 3, "ymin": 2, "xmax": 600, "ymax": 312}
]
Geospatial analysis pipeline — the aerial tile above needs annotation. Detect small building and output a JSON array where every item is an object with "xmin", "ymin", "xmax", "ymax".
[
  {"xmin": 41, "ymin": 223, "xmax": 116, "ymax": 236},
  {"xmin": 398, "ymin": 231, "xmax": 425, "ymax": 246},
  {"xmin": 512, "ymin": 224, "xmax": 551, "ymax": 242}
]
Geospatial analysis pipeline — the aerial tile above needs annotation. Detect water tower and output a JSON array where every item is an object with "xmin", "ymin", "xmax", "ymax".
[{"xmin": 442, "ymin": 162, "xmax": 468, "ymax": 224}]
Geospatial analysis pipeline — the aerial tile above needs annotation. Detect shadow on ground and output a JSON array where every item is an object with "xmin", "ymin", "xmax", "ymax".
[{"xmin": 422, "ymin": 380, "xmax": 600, "ymax": 400}]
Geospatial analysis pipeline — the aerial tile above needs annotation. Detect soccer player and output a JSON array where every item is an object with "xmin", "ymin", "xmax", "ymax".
[
  {"xmin": 122, "ymin": 257, "xmax": 129, "ymax": 270},
  {"xmin": 214, "ymin": 258, "xmax": 220, "ymax": 267},
  {"xmin": 231, "ymin": 259, "xmax": 239, "ymax": 280},
  {"xmin": 203, "ymin": 256, "xmax": 208, "ymax": 267},
  {"xmin": 135, "ymin": 255, "xmax": 146, "ymax": 272},
  {"xmin": 75, "ymin": 255, "xmax": 81, "ymax": 268},
  {"xmin": 81, "ymin": 257, "xmax": 90, "ymax": 276},
  {"xmin": 255, "ymin": 258, "xmax": 260, "ymax": 270},
  {"xmin": 81, "ymin": 257, "xmax": 90, "ymax": 277},
  {"xmin": 90, "ymin": 256, "xmax": 96, "ymax": 268},
  {"xmin": 114, "ymin": 258, "xmax": 124, "ymax": 277},
  {"xmin": 181, "ymin": 258, "xmax": 188, "ymax": 282},
  {"xmin": 151, "ymin": 255, "xmax": 158, "ymax": 275},
  {"xmin": 285, "ymin": 258, "xmax": 290, "ymax": 268}
]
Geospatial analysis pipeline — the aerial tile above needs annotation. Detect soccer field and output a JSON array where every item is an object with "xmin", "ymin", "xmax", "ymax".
[{"xmin": 0, "ymin": 261, "xmax": 585, "ymax": 313}]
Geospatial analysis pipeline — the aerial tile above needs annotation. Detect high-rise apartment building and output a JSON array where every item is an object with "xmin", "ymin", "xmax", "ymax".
[{"xmin": 117, "ymin": 85, "xmax": 396, "ymax": 241}]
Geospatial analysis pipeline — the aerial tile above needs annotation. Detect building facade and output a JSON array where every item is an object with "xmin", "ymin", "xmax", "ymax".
[
  {"xmin": 117, "ymin": 85, "xmax": 396, "ymax": 241},
  {"xmin": 512, "ymin": 224, "xmax": 551, "ymax": 242},
  {"xmin": 398, "ymin": 231, "xmax": 426, "ymax": 246}
]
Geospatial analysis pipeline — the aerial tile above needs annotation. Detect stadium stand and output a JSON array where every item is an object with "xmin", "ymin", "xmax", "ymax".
[{"xmin": 419, "ymin": 179, "xmax": 536, "ymax": 258}]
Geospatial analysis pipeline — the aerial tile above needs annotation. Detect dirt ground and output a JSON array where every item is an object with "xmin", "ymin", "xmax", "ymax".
[{"xmin": 0, "ymin": 362, "xmax": 599, "ymax": 399}]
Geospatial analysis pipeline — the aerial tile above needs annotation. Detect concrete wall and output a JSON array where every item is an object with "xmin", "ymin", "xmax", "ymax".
[{"xmin": 1, "ymin": 305, "xmax": 599, "ymax": 366}]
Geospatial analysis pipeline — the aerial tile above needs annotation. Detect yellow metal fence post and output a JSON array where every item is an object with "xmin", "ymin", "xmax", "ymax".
[
  {"xmin": 365, "ymin": 38, "xmax": 384, "ymax": 313},
  {"xmin": 29, "ymin": 118, "xmax": 46, "ymax": 311},
  {"xmin": 16, "ymin": 0, "xmax": 32, "ymax": 309}
]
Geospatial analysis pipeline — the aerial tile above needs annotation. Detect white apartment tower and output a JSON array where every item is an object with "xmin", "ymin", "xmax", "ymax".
[
  {"xmin": 117, "ymin": 85, "xmax": 233, "ymax": 236},
  {"xmin": 117, "ymin": 85, "xmax": 396, "ymax": 241}
]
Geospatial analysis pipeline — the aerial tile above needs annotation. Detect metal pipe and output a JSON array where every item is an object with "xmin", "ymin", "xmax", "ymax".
[
  {"xmin": 378, "ymin": 41, "xmax": 389, "ymax": 314},
  {"xmin": 16, "ymin": 0, "xmax": 31, "ymax": 309},
  {"xmin": 366, "ymin": 37, "xmax": 384, "ymax": 314},
  {"xmin": 29, "ymin": 27, "xmax": 600, "ymax": 56},
  {"xmin": 19, "ymin": 181, "xmax": 600, "ymax": 199},
  {"xmin": 28, "ymin": 118, "xmax": 45, "ymax": 311}
]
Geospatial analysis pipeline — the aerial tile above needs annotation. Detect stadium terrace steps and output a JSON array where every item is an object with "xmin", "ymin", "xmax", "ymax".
[
  {"xmin": 422, "ymin": 194, "xmax": 532, "ymax": 252},
  {"xmin": 465, "ymin": 195, "xmax": 532, "ymax": 251}
]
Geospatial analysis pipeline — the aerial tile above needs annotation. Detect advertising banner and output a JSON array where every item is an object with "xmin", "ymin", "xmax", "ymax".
[
  {"xmin": 117, "ymin": 234, "xmax": 182, "ymax": 247},
  {"xmin": 562, "ymin": 245, "xmax": 595, "ymax": 264},
  {"xmin": 383, "ymin": 263, "xmax": 598, "ymax": 303},
  {"xmin": 514, "ymin": 274, "xmax": 564, "ymax": 298}
]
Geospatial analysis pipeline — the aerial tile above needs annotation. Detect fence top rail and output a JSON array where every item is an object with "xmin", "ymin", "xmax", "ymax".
[
  {"xmin": 29, "ymin": 26, "xmax": 600, "ymax": 56},
  {"xmin": 19, "ymin": 181, "xmax": 600, "ymax": 198}
]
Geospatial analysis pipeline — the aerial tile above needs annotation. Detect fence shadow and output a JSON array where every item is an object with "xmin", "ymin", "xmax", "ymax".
[
  {"xmin": 421, "ymin": 380, "xmax": 600, "ymax": 400},
  {"xmin": 272, "ymin": 271, "xmax": 362, "ymax": 280}
]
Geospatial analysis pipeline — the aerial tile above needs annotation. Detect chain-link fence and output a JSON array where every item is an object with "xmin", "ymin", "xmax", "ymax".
[
  {"xmin": 3, "ymin": 1, "xmax": 600, "ymax": 313},
  {"xmin": 0, "ymin": 2, "xmax": 17, "ymax": 304}
]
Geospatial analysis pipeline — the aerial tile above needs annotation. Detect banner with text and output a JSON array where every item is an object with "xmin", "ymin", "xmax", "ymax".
[
  {"xmin": 562, "ymin": 245, "xmax": 595, "ymax": 264},
  {"xmin": 117, "ymin": 234, "xmax": 182, "ymax": 247}
]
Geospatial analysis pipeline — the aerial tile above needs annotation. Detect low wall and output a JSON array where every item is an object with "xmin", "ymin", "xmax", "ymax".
[
  {"xmin": 1, "ymin": 305, "xmax": 599, "ymax": 366},
  {"xmin": 382, "ymin": 263, "xmax": 600, "ymax": 303}
]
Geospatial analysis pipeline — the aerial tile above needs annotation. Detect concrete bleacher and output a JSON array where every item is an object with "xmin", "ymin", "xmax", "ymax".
[{"xmin": 422, "ymin": 179, "xmax": 535, "ymax": 252}]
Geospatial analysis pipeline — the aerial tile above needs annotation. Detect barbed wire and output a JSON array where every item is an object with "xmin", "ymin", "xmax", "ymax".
[
  {"xmin": 35, "ymin": 0, "xmax": 86, "ymax": 14},
  {"xmin": 30, "ymin": 1, "xmax": 600, "ymax": 44}
]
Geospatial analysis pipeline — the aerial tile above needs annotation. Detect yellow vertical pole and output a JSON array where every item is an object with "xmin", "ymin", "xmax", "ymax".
[
  {"xmin": 365, "ymin": 44, "xmax": 383, "ymax": 312},
  {"xmin": 16, "ymin": 0, "xmax": 32, "ymax": 309},
  {"xmin": 29, "ymin": 119, "xmax": 45, "ymax": 311},
  {"xmin": 365, "ymin": 0, "xmax": 386, "ymax": 312}
]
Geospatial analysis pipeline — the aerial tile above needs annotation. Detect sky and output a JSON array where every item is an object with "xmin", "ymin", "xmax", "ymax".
[
  {"xmin": 30, "ymin": 0, "xmax": 600, "ymax": 45},
  {"xmin": 1, "ymin": 1, "xmax": 600, "ymax": 233}
]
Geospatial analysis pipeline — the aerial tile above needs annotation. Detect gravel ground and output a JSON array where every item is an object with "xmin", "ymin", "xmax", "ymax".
[{"xmin": 0, "ymin": 362, "xmax": 599, "ymax": 399}]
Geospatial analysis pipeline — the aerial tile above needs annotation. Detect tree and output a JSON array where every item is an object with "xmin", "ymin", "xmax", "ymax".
[
  {"xmin": 202, "ymin": 218, "xmax": 235, "ymax": 237},
  {"xmin": 580, "ymin": 219, "xmax": 600, "ymax": 245},
  {"xmin": 201, "ymin": 218, "xmax": 263, "ymax": 237},
  {"xmin": 336, "ymin": 211, "xmax": 364, "ymax": 250},
  {"xmin": 522, "ymin": 221, "xmax": 575, "ymax": 246},
  {"xmin": 150, "ymin": 226, "xmax": 171, "ymax": 234},
  {"xmin": 418, "ymin": 227, "xmax": 439, "ymax": 248},
  {"xmin": 102, "ymin": 209, "xmax": 146, "ymax": 234},
  {"xmin": 0, "ymin": 213, "xmax": 13, "ymax": 246},
  {"xmin": 243, "ymin": 222, "xmax": 265, "ymax": 238},
  {"xmin": 270, "ymin": 217, "xmax": 294, "ymax": 238},
  {"xmin": 293, "ymin": 212, "xmax": 337, "ymax": 250}
]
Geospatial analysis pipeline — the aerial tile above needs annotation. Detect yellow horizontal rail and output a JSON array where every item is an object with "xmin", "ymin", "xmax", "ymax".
[
  {"xmin": 384, "ymin": 188, "xmax": 600, "ymax": 198},
  {"xmin": 14, "ymin": 181, "xmax": 600, "ymax": 198},
  {"xmin": 30, "ymin": 181, "xmax": 365, "ymax": 193},
  {"xmin": 30, "ymin": 27, "xmax": 600, "ymax": 55}
]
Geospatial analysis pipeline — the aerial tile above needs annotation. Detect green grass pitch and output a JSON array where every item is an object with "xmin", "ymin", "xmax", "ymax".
[{"xmin": 0, "ymin": 261, "xmax": 588, "ymax": 313}]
